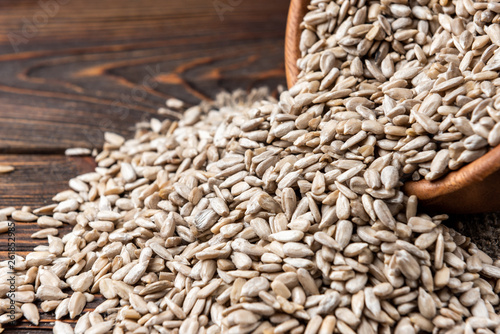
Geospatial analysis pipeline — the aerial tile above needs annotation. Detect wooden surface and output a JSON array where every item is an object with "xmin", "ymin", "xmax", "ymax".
[
  {"xmin": 0, "ymin": 0, "xmax": 288, "ymax": 153},
  {"xmin": 0, "ymin": 0, "xmax": 289, "ymax": 332}
]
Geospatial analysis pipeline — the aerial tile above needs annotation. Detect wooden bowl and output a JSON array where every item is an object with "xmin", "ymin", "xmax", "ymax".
[
  {"xmin": 284, "ymin": 0, "xmax": 500, "ymax": 213},
  {"xmin": 285, "ymin": 0, "xmax": 308, "ymax": 89}
]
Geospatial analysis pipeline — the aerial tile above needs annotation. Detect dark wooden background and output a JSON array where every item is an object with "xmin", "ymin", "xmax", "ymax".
[
  {"xmin": 0, "ymin": 0, "xmax": 289, "ymax": 332},
  {"xmin": 0, "ymin": 1, "xmax": 498, "ymax": 333}
]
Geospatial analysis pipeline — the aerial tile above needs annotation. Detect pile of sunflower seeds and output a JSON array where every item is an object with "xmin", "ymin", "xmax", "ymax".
[
  {"xmin": 2, "ymin": 0, "xmax": 500, "ymax": 332},
  {"xmin": 1, "ymin": 83, "xmax": 499, "ymax": 334},
  {"xmin": 297, "ymin": 0, "xmax": 500, "ymax": 181}
]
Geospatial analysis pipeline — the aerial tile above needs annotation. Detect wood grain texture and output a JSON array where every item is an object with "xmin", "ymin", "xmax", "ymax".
[
  {"xmin": 0, "ymin": 0, "xmax": 289, "ymax": 153},
  {"xmin": 0, "ymin": 155, "xmax": 95, "ymax": 208},
  {"xmin": 0, "ymin": 155, "xmax": 97, "ymax": 333}
]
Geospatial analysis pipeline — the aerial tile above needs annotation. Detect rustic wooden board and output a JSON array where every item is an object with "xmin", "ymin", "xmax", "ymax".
[
  {"xmin": 0, "ymin": 155, "xmax": 96, "ymax": 249},
  {"xmin": 0, "ymin": 155, "xmax": 97, "ymax": 332},
  {"xmin": 0, "ymin": 0, "xmax": 289, "ymax": 153},
  {"xmin": 0, "ymin": 155, "xmax": 95, "ymax": 207}
]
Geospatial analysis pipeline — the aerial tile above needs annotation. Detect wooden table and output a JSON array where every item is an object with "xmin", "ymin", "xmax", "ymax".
[
  {"xmin": 0, "ymin": 0, "xmax": 289, "ymax": 332},
  {"xmin": 0, "ymin": 1, "xmax": 499, "ymax": 333}
]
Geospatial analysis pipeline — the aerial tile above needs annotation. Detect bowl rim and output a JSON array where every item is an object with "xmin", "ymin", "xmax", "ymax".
[{"xmin": 285, "ymin": 0, "xmax": 308, "ymax": 89}]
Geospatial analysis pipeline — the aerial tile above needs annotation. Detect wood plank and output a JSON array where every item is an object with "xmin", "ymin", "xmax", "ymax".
[
  {"xmin": 0, "ymin": 155, "xmax": 96, "ymax": 207},
  {"xmin": 0, "ymin": 0, "xmax": 289, "ymax": 153},
  {"xmin": 0, "ymin": 154, "xmax": 96, "ymax": 333},
  {"xmin": 0, "ymin": 154, "xmax": 96, "ymax": 251}
]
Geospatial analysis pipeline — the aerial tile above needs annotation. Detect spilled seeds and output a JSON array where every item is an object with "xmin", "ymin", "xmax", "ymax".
[
  {"xmin": 0, "ymin": 85, "xmax": 497, "ymax": 333},
  {"xmin": 2, "ymin": 0, "xmax": 500, "ymax": 332}
]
